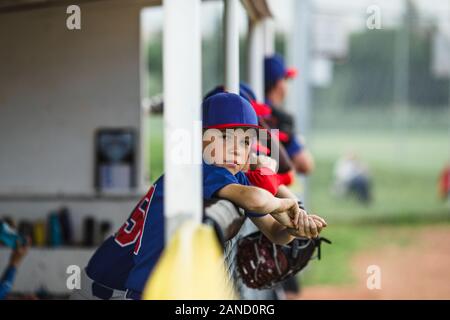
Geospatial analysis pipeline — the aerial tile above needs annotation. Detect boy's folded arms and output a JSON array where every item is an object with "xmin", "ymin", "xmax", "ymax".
[{"xmin": 215, "ymin": 183, "xmax": 327, "ymax": 242}]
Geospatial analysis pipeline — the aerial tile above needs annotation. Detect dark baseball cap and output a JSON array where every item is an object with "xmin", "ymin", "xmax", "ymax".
[
  {"xmin": 202, "ymin": 92, "xmax": 261, "ymax": 129},
  {"xmin": 204, "ymin": 83, "xmax": 272, "ymax": 117},
  {"xmin": 264, "ymin": 53, "xmax": 298, "ymax": 92},
  {"xmin": 239, "ymin": 82, "xmax": 272, "ymax": 117}
]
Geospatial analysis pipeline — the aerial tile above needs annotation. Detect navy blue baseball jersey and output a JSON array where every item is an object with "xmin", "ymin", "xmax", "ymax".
[{"xmin": 85, "ymin": 162, "xmax": 263, "ymax": 297}]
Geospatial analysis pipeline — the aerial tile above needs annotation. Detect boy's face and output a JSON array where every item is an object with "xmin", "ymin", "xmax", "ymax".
[
  {"xmin": 203, "ymin": 128, "xmax": 257, "ymax": 175},
  {"xmin": 269, "ymin": 78, "xmax": 288, "ymax": 105}
]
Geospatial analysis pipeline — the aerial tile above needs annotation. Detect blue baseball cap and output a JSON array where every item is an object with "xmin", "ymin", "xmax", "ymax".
[
  {"xmin": 238, "ymin": 82, "xmax": 257, "ymax": 101},
  {"xmin": 264, "ymin": 53, "xmax": 298, "ymax": 92},
  {"xmin": 204, "ymin": 83, "xmax": 272, "ymax": 117},
  {"xmin": 202, "ymin": 92, "xmax": 261, "ymax": 129},
  {"xmin": 203, "ymin": 84, "xmax": 251, "ymax": 103},
  {"xmin": 238, "ymin": 83, "xmax": 272, "ymax": 116}
]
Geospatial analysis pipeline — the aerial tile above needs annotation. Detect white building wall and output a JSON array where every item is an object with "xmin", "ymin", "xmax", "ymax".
[
  {"xmin": 0, "ymin": 0, "xmax": 149, "ymax": 195},
  {"xmin": 0, "ymin": 0, "xmax": 159, "ymax": 294}
]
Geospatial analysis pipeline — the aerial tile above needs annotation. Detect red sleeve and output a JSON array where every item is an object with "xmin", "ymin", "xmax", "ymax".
[
  {"xmin": 245, "ymin": 168, "xmax": 279, "ymax": 195},
  {"xmin": 276, "ymin": 170, "xmax": 295, "ymax": 186},
  {"xmin": 439, "ymin": 168, "xmax": 450, "ymax": 198}
]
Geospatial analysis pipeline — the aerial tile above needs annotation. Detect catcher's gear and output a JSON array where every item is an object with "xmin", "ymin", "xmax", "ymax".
[{"xmin": 236, "ymin": 231, "xmax": 331, "ymax": 289}]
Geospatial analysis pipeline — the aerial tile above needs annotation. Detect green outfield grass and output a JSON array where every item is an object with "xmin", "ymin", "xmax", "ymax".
[
  {"xmin": 300, "ymin": 224, "xmax": 379, "ymax": 286},
  {"xmin": 308, "ymin": 129, "xmax": 449, "ymax": 224},
  {"xmin": 146, "ymin": 115, "xmax": 164, "ymax": 181}
]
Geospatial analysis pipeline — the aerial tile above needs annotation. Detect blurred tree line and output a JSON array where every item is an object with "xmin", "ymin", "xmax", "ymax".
[
  {"xmin": 145, "ymin": 2, "xmax": 449, "ymax": 110},
  {"xmin": 145, "ymin": 20, "xmax": 286, "ymax": 98},
  {"xmin": 315, "ymin": 2, "xmax": 449, "ymax": 110}
]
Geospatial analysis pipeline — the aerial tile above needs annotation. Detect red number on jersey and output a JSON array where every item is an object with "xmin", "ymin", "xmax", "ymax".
[{"xmin": 114, "ymin": 185, "xmax": 155, "ymax": 254}]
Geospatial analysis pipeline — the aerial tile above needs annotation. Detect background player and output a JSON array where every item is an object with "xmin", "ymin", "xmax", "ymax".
[
  {"xmin": 264, "ymin": 53, "xmax": 315, "ymax": 175},
  {"xmin": 0, "ymin": 229, "xmax": 30, "ymax": 300}
]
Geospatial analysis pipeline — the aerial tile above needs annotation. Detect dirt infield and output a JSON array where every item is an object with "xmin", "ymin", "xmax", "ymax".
[{"xmin": 293, "ymin": 225, "xmax": 450, "ymax": 300}]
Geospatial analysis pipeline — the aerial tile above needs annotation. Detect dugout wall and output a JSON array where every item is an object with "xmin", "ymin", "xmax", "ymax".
[{"xmin": 0, "ymin": 0, "xmax": 159, "ymax": 295}]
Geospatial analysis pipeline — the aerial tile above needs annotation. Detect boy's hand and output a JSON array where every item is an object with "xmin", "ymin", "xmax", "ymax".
[
  {"xmin": 287, "ymin": 214, "xmax": 327, "ymax": 239},
  {"xmin": 270, "ymin": 199, "xmax": 303, "ymax": 229},
  {"xmin": 9, "ymin": 237, "xmax": 31, "ymax": 267},
  {"xmin": 288, "ymin": 216, "xmax": 317, "ymax": 238},
  {"xmin": 249, "ymin": 153, "xmax": 278, "ymax": 172},
  {"xmin": 310, "ymin": 214, "xmax": 327, "ymax": 232},
  {"xmin": 271, "ymin": 211, "xmax": 297, "ymax": 229},
  {"xmin": 256, "ymin": 155, "xmax": 278, "ymax": 172}
]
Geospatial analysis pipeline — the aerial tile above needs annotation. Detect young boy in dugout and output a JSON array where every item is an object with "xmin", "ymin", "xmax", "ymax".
[{"xmin": 72, "ymin": 92, "xmax": 326, "ymax": 300}]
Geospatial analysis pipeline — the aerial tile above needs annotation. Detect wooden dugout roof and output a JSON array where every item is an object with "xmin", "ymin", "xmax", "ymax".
[{"xmin": 0, "ymin": 0, "xmax": 272, "ymax": 21}]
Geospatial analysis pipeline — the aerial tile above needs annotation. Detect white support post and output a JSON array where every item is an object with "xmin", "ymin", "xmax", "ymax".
[
  {"xmin": 243, "ymin": 16, "xmax": 277, "ymax": 302},
  {"xmin": 163, "ymin": 0, "xmax": 202, "ymax": 239},
  {"xmin": 288, "ymin": 0, "xmax": 312, "ymax": 204},
  {"xmin": 248, "ymin": 19, "xmax": 264, "ymax": 100},
  {"xmin": 393, "ymin": 2, "xmax": 410, "ymax": 163},
  {"xmin": 224, "ymin": 0, "xmax": 240, "ymax": 94},
  {"xmin": 263, "ymin": 18, "xmax": 275, "ymax": 56},
  {"xmin": 288, "ymin": 0, "xmax": 311, "ymax": 135}
]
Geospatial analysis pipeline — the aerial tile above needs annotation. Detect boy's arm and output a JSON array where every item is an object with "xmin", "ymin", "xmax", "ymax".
[
  {"xmin": 216, "ymin": 184, "xmax": 300, "ymax": 228},
  {"xmin": 0, "ymin": 265, "xmax": 16, "ymax": 300},
  {"xmin": 276, "ymin": 184, "xmax": 298, "ymax": 200},
  {"xmin": 217, "ymin": 183, "xmax": 283, "ymax": 213},
  {"xmin": 249, "ymin": 215, "xmax": 294, "ymax": 245}
]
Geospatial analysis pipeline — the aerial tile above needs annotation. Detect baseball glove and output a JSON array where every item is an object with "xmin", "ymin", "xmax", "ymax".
[{"xmin": 236, "ymin": 231, "xmax": 331, "ymax": 289}]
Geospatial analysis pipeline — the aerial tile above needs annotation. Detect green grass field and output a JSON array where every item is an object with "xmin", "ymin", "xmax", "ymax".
[
  {"xmin": 300, "ymin": 224, "xmax": 381, "ymax": 286},
  {"xmin": 144, "ymin": 115, "xmax": 449, "ymax": 286},
  {"xmin": 307, "ymin": 129, "xmax": 449, "ymax": 224},
  {"xmin": 146, "ymin": 115, "xmax": 164, "ymax": 181}
]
